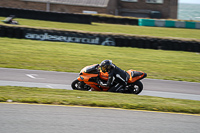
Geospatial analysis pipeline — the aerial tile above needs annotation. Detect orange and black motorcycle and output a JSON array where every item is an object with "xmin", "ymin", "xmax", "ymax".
[{"xmin": 71, "ymin": 64, "xmax": 147, "ymax": 94}]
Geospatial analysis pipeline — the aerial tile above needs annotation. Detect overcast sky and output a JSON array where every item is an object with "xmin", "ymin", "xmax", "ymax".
[{"xmin": 179, "ymin": 0, "xmax": 200, "ymax": 4}]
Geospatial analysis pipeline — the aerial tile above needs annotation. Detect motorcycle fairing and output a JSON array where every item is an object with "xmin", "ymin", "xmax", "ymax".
[
  {"xmin": 80, "ymin": 64, "xmax": 99, "ymax": 74},
  {"xmin": 78, "ymin": 65, "xmax": 102, "ymax": 91},
  {"xmin": 99, "ymin": 72, "xmax": 109, "ymax": 81},
  {"xmin": 127, "ymin": 70, "xmax": 147, "ymax": 83}
]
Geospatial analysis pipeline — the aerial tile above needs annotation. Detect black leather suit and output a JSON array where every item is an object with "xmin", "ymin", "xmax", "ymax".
[{"xmin": 100, "ymin": 64, "xmax": 130, "ymax": 92}]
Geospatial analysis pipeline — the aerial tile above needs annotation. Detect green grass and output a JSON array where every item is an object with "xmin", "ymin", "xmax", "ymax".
[
  {"xmin": 0, "ymin": 37, "xmax": 200, "ymax": 82},
  {"xmin": 1, "ymin": 86, "xmax": 200, "ymax": 114},
  {"xmin": 1, "ymin": 16, "xmax": 200, "ymax": 40}
]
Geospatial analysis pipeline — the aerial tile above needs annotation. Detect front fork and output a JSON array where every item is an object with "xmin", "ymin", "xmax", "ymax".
[{"xmin": 77, "ymin": 79, "xmax": 91, "ymax": 90}]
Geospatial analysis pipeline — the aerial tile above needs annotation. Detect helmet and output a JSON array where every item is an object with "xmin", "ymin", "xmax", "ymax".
[{"xmin": 100, "ymin": 60, "xmax": 112, "ymax": 73}]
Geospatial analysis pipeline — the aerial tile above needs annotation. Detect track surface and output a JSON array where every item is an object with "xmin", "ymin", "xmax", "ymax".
[
  {"xmin": 0, "ymin": 103, "xmax": 199, "ymax": 133},
  {"xmin": 1, "ymin": 68, "xmax": 200, "ymax": 133},
  {"xmin": 0, "ymin": 68, "xmax": 200, "ymax": 100}
]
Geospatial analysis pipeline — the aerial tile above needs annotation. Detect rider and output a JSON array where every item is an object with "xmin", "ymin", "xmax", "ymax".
[{"xmin": 99, "ymin": 60, "xmax": 130, "ymax": 92}]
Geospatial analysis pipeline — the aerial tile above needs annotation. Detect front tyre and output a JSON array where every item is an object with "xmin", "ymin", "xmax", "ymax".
[
  {"xmin": 127, "ymin": 81, "xmax": 143, "ymax": 94},
  {"xmin": 71, "ymin": 79, "xmax": 91, "ymax": 91}
]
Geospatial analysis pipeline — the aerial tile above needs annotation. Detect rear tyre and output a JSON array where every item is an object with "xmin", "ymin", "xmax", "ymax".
[{"xmin": 127, "ymin": 81, "xmax": 143, "ymax": 94}]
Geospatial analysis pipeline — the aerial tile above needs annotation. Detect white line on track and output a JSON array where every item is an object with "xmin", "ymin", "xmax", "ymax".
[
  {"xmin": 26, "ymin": 74, "xmax": 44, "ymax": 79},
  {"xmin": 46, "ymin": 85, "xmax": 54, "ymax": 89},
  {"xmin": 26, "ymin": 74, "xmax": 36, "ymax": 79}
]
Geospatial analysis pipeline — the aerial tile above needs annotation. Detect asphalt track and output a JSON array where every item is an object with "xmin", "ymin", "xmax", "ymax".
[
  {"xmin": 0, "ymin": 68, "xmax": 200, "ymax": 133},
  {"xmin": 0, "ymin": 68, "xmax": 200, "ymax": 100},
  {"xmin": 0, "ymin": 103, "xmax": 199, "ymax": 133}
]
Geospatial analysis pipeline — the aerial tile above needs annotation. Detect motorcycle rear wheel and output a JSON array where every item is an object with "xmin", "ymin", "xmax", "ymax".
[
  {"xmin": 71, "ymin": 79, "xmax": 91, "ymax": 91},
  {"xmin": 127, "ymin": 81, "xmax": 143, "ymax": 94}
]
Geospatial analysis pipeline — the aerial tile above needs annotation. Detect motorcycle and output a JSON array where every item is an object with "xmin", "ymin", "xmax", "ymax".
[{"xmin": 71, "ymin": 64, "xmax": 147, "ymax": 94}]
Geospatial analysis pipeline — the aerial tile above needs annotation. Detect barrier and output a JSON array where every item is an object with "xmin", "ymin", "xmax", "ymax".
[
  {"xmin": 138, "ymin": 19, "xmax": 155, "ymax": 26},
  {"xmin": 92, "ymin": 16, "xmax": 138, "ymax": 25},
  {"xmin": 139, "ymin": 19, "xmax": 200, "ymax": 29},
  {"xmin": 165, "ymin": 20, "xmax": 175, "ymax": 27},
  {"xmin": 155, "ymin": 20, "xmax": 165, "ymax": 27},
  {"xmin": 0, "ymin": 7, "xmax": 91, "ymax": 24},
  {"xmin": 175, "ymin": 21, "xmax": 185, "ymax": 28},
  {"xmin": 195, "ymin": 22, "xmax": 200, "ymax": 29},
  {"xmin": 0, "ymin": 7, "xmax": 140, "ymax": 25},
  {"xmin": 0, "ymin": 25, "xmax": 199, "ymax": 52},
  {"xmin": 185, "ymin": 22, "xmax": 196, "ymax": 29}
]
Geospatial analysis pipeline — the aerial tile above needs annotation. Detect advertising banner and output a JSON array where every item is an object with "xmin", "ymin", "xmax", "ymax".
[{"xmin": 24, "ymin": 31, "xmax": 115, "ymax": 46}]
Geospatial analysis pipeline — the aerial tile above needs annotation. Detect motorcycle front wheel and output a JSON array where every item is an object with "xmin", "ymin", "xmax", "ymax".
[
  {"xmin": 71, "ymin": 79, "xmax": 91, "ymax": 91},
  {"xmin": 127, "ymin": 81, "xmax": 143, "ymax": 94}
]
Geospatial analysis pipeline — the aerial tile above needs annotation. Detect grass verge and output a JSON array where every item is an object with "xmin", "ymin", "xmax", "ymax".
[
  {"xmin": 0, "ymin": 37, "xmax": 200, "ymax": 82},
  {"xmin": 1, "ymin": 86, "xmax": 199, "ymax": 114},
  {"xmin": 1, "ymin": 16, "xmax": 200, "ymax": 40}
]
